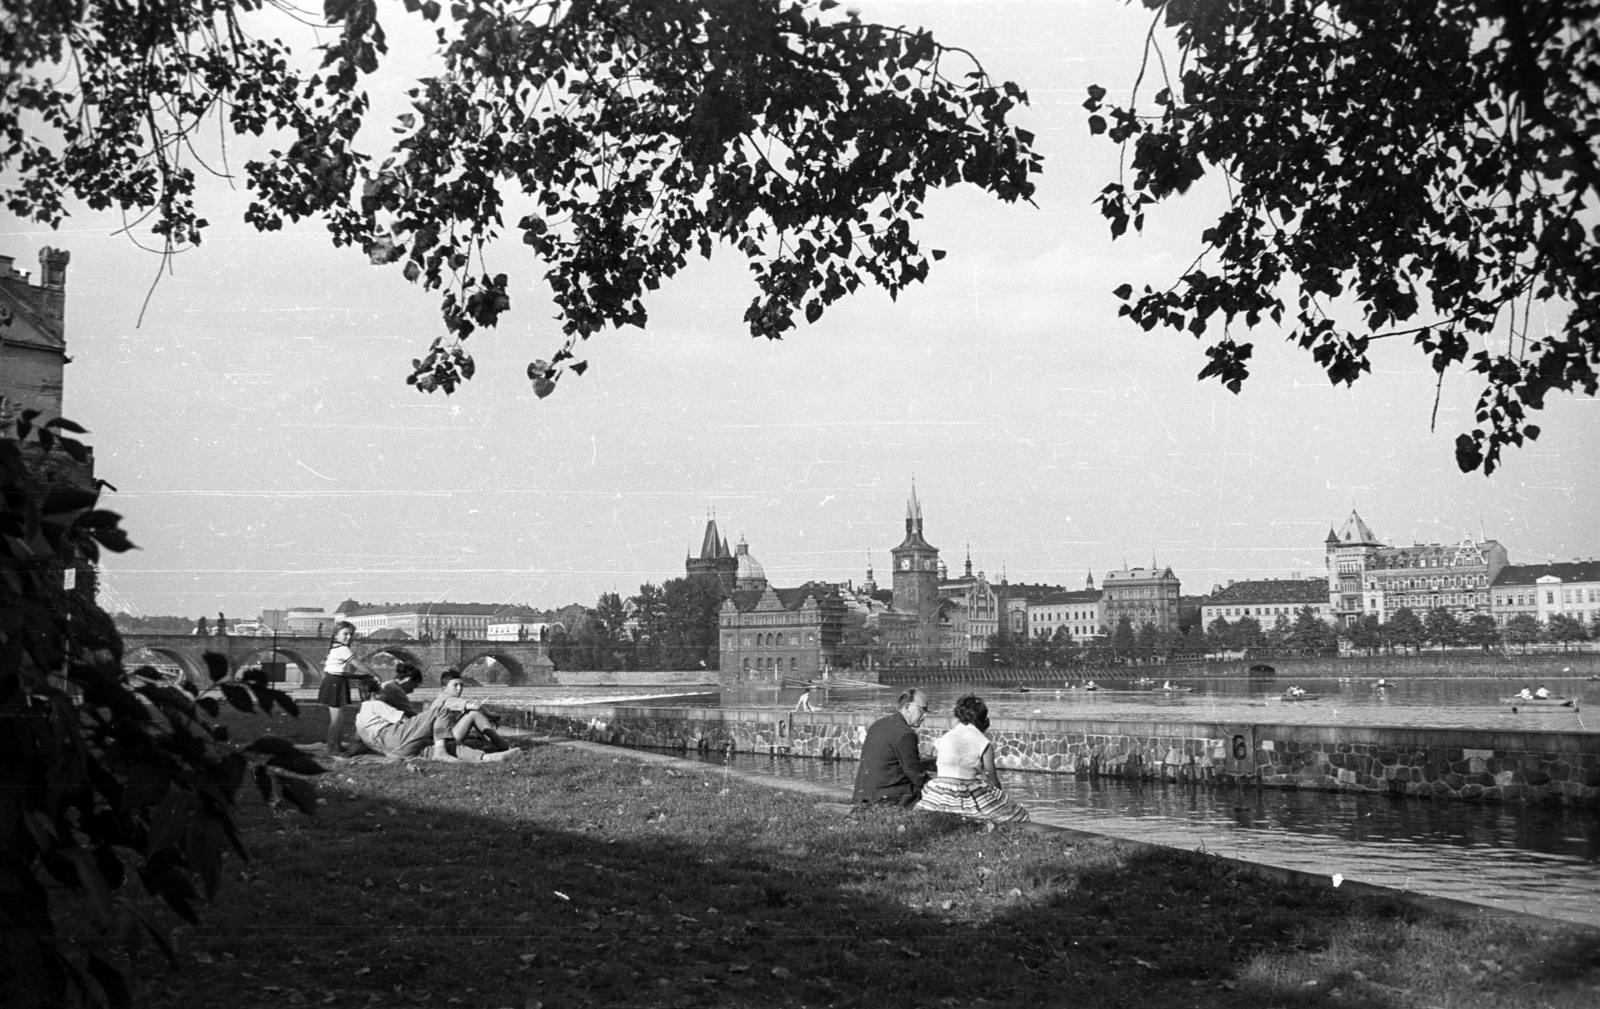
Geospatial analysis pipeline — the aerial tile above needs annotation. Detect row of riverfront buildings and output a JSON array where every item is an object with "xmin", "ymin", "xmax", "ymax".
[{"xmin": 700, "ymin": 497, "xmax": 1600, "ymax": 680}]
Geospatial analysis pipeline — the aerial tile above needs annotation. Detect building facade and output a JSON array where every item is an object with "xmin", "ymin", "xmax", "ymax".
[
  {"xmin": 1491, "ymin": 561, "xmax": 1600, "ymax": 627},
  {"xmin": 0, "ymin": 248, "xmax": 71, "ymax": 424},
  {"xmin": 1359, "ymin": 538, "xmax": 1507, "ymax": 623},
  {"xmin": 1201, "ymin": 579, "xmax": 1332, "ymax": 628},
  {"xmin": 2, "ymin": 246, "xmax": 98, "ymax": 601},
  {"xmin": 333, "ymin": 600, "xmax": 505, "ymax": 638},
  {"xmin": 1028, "ymin": 582, "xmax": 1104, "ymax": 642},
  {"xmin": 718, "ymin": 583, "xmax": 846, "ymax": 681},
  {"xmin": 261, "ymin": 607, "xmax": 330, "ymax": 636},
  {"xmin": 1101, "ymin": 566, "xmax": 1182, "ymax": 632},
  {"xmin": 487, "ymin": 605, "xmax": 561, "ymax": 641},
  {"xmin": 938, "ymin": 554, "xmax": 1000, "ymax": 659},
  {"xmin": 1324, "ymin": 510, "xmax": 1384, "ymax": 625}
]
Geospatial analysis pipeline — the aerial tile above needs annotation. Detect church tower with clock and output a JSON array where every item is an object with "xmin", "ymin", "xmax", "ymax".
[{"xmin": 891, "ymin": 486, "xmax": 940, "ymax": 619}]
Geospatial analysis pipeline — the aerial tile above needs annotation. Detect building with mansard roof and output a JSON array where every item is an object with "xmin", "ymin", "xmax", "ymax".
[
  {"xmin": 1360, "ymin": 538, "xmax": 1507, "ymax": 624},
  {"xmin": 1490, "ymin": 560, "xmax": 1600, "ymax": 628},
  {"xmin": 1200, "ymin": 578, "xmax": 1332, "ymax": 629}
]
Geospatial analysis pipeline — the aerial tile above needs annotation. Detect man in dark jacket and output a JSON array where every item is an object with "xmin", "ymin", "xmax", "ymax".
[{"xmin": 851, "ymin": 688, "xmax": 934, "ymax": 805}]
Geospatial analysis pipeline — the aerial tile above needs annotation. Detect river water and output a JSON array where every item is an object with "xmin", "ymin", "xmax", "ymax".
[{"xmin": 726, "ymin": 675, "xmax": 1598, "ymax": 731}]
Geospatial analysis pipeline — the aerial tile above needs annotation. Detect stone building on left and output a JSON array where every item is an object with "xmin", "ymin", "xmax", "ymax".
[
  {"xmin": 1, "ymin": 248, "xmax": 73, "ymax": 423},
  {"xmin": 1, "ymin": 247, "xmax": 99, "ymax": 598}
]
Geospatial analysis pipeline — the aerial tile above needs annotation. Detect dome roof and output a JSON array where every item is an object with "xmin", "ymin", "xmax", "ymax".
[{"xmin": 734, "ymin": 537, "xmax": 768, "ymax": 590}]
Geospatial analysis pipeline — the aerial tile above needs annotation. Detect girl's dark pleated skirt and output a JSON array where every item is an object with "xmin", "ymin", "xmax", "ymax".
[{"xmin": 317, "ymin": 673, "xmax": 352, "ymax": 707}]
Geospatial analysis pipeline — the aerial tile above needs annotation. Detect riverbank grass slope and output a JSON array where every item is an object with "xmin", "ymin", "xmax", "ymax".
[{"xmin": 127, "ymin": 715, "xmax": 1599, "ymax": 1009}]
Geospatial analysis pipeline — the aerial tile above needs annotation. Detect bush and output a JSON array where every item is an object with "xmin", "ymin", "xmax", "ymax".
[{"xmin": 0, "ymin": 414, "xmax": 321, "ymax": 1008}]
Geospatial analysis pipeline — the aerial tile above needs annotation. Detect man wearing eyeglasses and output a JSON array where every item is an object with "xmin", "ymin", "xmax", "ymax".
[{"xmin": 851, "ymin": 688, "xmax": 936, "ymax": 805}]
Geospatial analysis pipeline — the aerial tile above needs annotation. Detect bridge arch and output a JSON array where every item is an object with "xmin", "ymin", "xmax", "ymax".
[
  {"xmin": 235, "ymin": 647, "xmax": 319, "ymax": 689},
  {"xmin": 459, "ymin": 651, "xmax": 527, "ymax": 686},
  {"xmin": 123, "ymin": 644, "xmax": 209, "ymax": 687}
]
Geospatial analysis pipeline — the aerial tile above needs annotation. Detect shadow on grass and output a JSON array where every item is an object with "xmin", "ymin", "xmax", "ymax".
[{"xmin": 123, "ymin": 709, "xmax": 1600, "ymax": 1009}]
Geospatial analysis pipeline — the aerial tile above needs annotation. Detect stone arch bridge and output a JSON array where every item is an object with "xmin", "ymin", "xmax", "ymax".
[{"xmin": 120, "ymin": 633, "xmax": 555, "ymax": 689}]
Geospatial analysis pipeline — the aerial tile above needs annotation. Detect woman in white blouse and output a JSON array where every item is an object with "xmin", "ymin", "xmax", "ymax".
[{"xmin": 915, "ymin": 694, "xmax": 1029, "ymax": 824}]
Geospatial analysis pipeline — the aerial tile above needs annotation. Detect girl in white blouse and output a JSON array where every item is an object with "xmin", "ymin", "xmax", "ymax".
[
  {"xmin": 915, "ymin": 694, "xmax": 1029, "ymax": 824},
  {"xmin": 318, "ymin": 621, "xmax": 375, "ymax": 755}
]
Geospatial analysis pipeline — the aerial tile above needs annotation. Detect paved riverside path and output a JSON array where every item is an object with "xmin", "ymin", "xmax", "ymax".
[{"xmin": 532, "ymin": 736, "xmax": 1589, "ymax": 932}]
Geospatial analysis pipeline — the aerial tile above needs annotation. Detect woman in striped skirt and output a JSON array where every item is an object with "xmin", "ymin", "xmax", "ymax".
[{"xmin": 915, "ymin": 693, "xmax": 1029, "ymax": 824}]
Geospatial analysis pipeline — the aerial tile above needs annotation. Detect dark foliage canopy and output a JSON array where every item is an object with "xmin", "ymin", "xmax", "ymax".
[
  {"xmin": 0, "ymin": 414, "xmax": 321, "ymax": 1007},
  {"xmin": 3, "ymin": 0, "xmax": 1040, "ymax": 397},
  {"xmin": 1088, "ymin": 0, "xmax": 1600, "ymax": 473}
]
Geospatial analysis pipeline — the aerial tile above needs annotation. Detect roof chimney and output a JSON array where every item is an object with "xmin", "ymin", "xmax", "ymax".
[{"xmin": 37, "ymin": 247, "xmax": 69, "ymax": 329}]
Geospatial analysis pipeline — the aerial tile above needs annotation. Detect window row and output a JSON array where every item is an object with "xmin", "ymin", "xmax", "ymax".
[
  {"xmin": 735, "ymin": 631, "xmax": 818, "ymax": 648},
  {"xmin": 743, "ymin": 657, "xmax": 799, "ymax": 671},
  {"xmin": 1374, "ymin": 574, "xmax": 1487, "ymax": 590}
]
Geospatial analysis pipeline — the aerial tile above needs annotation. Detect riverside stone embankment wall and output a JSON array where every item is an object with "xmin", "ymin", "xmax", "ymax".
[
  {"xmin": 890, "ymin": 652, "xmax": 1600, "ymax": 685},
  {"xmin": 496, "ymin": 705, "xmax": 1600, "ymax": 808},
  {"xmin": 1175, "ymin": 652, "xmax": 1600, "ymax": 680}
]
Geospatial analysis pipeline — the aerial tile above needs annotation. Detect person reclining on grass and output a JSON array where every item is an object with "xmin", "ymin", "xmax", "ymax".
[
  {"xmin": 340, "ymin": 662, "xmax": 428, "ymax": 757},
  {"xmin": 377, "ymin": 662, "xmax": 425, "ymax": 713},
  {"xmin": 353, "ymin": 680, "xmax": 455, "ymax": 759},
  {"xmin": 430, "ymin": 669, "xmax": 518, "ymax": 761}
]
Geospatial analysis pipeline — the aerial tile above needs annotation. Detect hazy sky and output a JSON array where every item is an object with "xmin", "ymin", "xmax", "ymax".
[{"xmin": 8, "ymin": 0, "xmax": 1597, "ymax": 618}]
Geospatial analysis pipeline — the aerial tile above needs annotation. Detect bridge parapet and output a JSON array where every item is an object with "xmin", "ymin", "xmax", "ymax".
[{"xmin": 120, "ymin": 633, "xmax": 555, "ymax": 688}]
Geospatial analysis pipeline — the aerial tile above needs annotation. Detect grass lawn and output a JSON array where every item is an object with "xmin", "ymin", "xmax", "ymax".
[{"xmin": 117, "ymin": 708, "xmax": 1600, "ymax": 1009}]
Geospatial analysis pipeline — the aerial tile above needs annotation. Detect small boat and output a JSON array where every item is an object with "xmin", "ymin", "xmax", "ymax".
[
  {"xmin": 1499, "ymin": 696, "xmax": 1578, "ymax": 709},
  {"xmin": 1155, "ymin": 685, "xmax": 1194, "ymax": 694},
  {"xmin": 1280, "ymin": 692, "xmax": 1322, "ymax": 702}
]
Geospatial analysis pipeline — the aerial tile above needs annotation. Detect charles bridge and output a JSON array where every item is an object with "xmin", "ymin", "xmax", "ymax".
[{"xmin": 120, "ymin": 633, "xmax": 556, "ymax": 688}]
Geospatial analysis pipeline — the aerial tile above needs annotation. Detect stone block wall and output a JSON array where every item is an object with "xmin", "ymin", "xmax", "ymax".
[{"xmin": 496, "ymin": 704, "xmax": 1600, "ymax": 808}]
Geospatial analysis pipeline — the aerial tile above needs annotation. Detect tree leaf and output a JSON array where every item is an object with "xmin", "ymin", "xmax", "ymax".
[
  {"xmin": 274, "ymin": 775, "xmax": 319, "ymax": 815},
  {"xmin": 202, "ymin": 652, "xmax": 230, "ymax": 683}
]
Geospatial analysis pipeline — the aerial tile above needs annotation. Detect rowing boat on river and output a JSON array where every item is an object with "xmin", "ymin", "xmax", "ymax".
[
  {"xmin": 1280, "ymin": 692, "xmax": 1323, "ymax": 702},
  {"xmin": 1499, "ymin": 696, "xmax": 1579, "ymax": 710}
]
